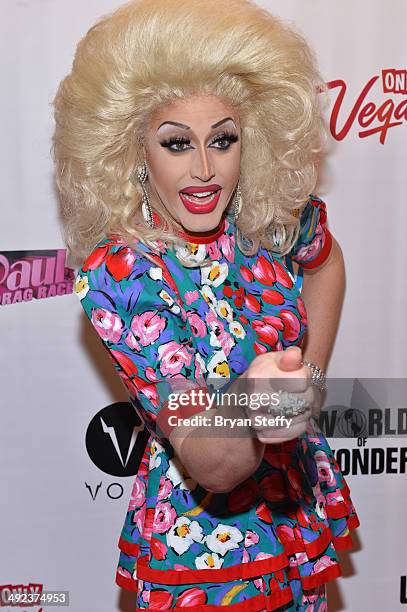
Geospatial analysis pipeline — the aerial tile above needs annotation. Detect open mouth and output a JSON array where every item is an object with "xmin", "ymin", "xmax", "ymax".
[
  {"xmin": 179, "ymin": 188, "xmax": 223, "ymax": 213},
  {"xmin": 180, "ymin": 189, "xmax": 221, "ymax": 204}
]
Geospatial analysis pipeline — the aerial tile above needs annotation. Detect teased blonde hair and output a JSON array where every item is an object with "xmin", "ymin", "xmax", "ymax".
[{"xmin": 52, "ymin": 0, "xmax": 329, "ymax": 269}]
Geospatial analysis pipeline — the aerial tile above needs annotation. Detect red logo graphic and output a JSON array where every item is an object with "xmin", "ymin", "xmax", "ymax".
[
  {"xmin": 0, "ymin": 582, "xmax": 43, "ymax": 609},
  {"xmin": 0, "ymin": 249, "xmax": 74, "ymax": 306},
  {"xmin": 328, "ymin": 69, "xmax": 407, "ymax": 144}
]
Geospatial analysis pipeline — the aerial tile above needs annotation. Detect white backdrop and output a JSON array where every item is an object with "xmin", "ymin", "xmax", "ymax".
[{"xmin": 1, "ymin": 1, "xmax": 406, "ymax": 610}]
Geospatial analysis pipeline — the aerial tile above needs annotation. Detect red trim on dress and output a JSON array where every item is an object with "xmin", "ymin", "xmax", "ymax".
[
  {"xmin": 116, "ymin": 571, "xmax": 138, "ymax": 592},
  {"xmin": 118, "ymin": 536, "xmax": 140, "ymax": 557},
  {"xmin": 136, "ymin": 551, "xmax": 290, "ymax": 584},
  {"xmin": 301, "ymin": 562, "xmax": 342, "ymax": 590}
]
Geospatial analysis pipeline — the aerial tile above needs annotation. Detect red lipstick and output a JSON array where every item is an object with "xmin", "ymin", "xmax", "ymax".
[{"xmin": 179, "ymin": 184, "xmax": 222, "ymax": 214}]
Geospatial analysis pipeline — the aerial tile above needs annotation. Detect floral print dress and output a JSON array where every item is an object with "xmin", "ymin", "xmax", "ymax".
[{"xmin": 74, "ymin": 195, "xmax": 360, "ymax": 611}]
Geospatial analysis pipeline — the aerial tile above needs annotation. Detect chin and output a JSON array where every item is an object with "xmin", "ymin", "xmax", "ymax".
[{"xmin": 178, "ymin": 206, "xmax": 227, "ymax": 233}]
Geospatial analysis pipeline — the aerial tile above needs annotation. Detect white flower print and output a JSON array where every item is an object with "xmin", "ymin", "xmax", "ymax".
[
  {"xmin": 206, "ymin": 350, "xmax": 230, "ymax": 386},
  {"xmin": 201, "ymin": 261, "xmax": 228, "ymax": 287},
  {"xmin": 166, "ymin": 455, "xmax": 198, "ymax": 491},
  {"xmin": 149, "ymin": 266, "xmax": 163, "ymax": 281},
  {"xmin": 167, "ymin": 517, "xmax": 204, "ymax": 555},
  {"xmin": 175, "ymin": 242, "xmax": 207, "ymax": 265},
  {"xmin": 74, "ymin": 274, "xmax": 89, "ymax": 300},
  {"xmin": 150, "ymin": 439, "xmax": 163, "ymax": 469},
  {"xmin": 200, "ymin": 285, "xmax": 217, "ymax": 311},
  {"xmin": 215, "ymin": 299, "xmax": 233, "ymax": 321},
  {"xmin": 229, "ymin": 320, "xmax": 246, "ymax": 339},
  {"xmin": 159, "ymin": 289, "xmax": 181, "ymax": 314},
  {"xmin": 204, "ymin": 524, "xmax": 244, "ymax": 556},
  {"xmin": 195, "ymin": 552, "xmax": 224, "ymax": 570}
]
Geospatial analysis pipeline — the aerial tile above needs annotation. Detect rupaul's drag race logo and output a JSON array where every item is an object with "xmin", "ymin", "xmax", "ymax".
[
  {"xmin": 327, "ymin": 68, "xmax": 407, "ymax": 144},
  {"xmin": 0, "ymin": 249, "xmax": 74, "ymax": 306}
]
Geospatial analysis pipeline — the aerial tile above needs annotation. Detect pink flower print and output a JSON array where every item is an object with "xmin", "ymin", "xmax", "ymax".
[
  {"xmin": 296, "ymin": 223, "xmax": 324, "ymax": 263},
  {"xmin": 185, "ymin": 290, "xmax": 199, "ymax": 305},
  {"xmin": 153, "ymin": 501, "xmax": 177, "ymax": 533},
  {"xmin": 117, "ymin": 566, "xmax": 132, "ymax": 579},
  {"xmin": 326, "ymin": 488, "xmax": 344, "ymax": 506},
  {"xmin": 145, "ymin": 366, "xmax": 160, "ymax": 381},
  {"xmin": 254, "ymin": 577, "xmax": 265, "ymax": 592},
  {"xmin": 244, "ymin": 530, "xmax": 259, "ymax": 547},
  {"xmin": 254, "ymin": 552, "xmax": 274, "ymax": 561},
  {"xmin": 157, "ymin": 477, "xmax": 173, "ymax": 501},
  {"xmin": 91, "ymin": 308, "xmax": 123, "ymax": 343},
  {"xmin": 207, "ymin": 241, "xmax": 222, "ymax": 260},
  {"xmin": 128, "ymin": 476, "xmax": 146, "ymax": 509},
  {"xmin": 158, "ymin": 341, "xmax": 193, "ymax": 376},
  {"xmin": 314, "ymin": 451, "xmax": 336, "ymax": 487},
  {"xmin": 132, "ymin": 502, "xmax": 146, "ymax": 533},
  {"xmin": 219, "ymin": 232, "xmax": 235, "ymax": 262},
  {"xmin": 313, "ymin": 555, "xmax": 337, "ymax": 574},
  {"xmin": 194, "ymin": 353, "xmax": 207, "ymax": 380},
  {"xmin": 127, "ymin": 311, "xmax": 166, "ymax": 349},
  {"xmin": 205, "ymin": 310, "xmax": 235, "ymax": 356},
  {"xmin": 187, "ymin": 312, "xmax": 207, "ymax": 337},
  {"xmin": 242, "ymin": 549, "xmax": 250, "ymax": 563}
]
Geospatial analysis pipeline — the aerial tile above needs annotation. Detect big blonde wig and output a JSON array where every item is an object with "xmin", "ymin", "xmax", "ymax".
[{"xmin": 52, "ymin": 0, "xmax": 329, "ymax": 269}]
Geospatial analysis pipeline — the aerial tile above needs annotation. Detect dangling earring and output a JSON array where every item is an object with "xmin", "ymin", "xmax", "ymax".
[
  {"xmin": 232, "ymin": 182, "xmax": 242, "ymax": 221},
  {"xmin": 132, "ymin": 161, "xmax": 155, "ymax": 229}
]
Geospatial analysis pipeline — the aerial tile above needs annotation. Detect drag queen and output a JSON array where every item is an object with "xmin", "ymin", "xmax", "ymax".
[{"xmin": 53, "ymin": 0, "xmax": 360, "ymax": 609}]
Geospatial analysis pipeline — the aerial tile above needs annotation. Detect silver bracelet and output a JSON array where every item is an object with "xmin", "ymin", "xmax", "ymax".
[{"xmin": 301, "ymin": 361, "xmax": 327, "ymax": 392}]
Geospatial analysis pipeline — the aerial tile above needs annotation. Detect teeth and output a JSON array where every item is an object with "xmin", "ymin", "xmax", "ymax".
[{"xmin": 183, "ymin": 191, "xmax": 217, "ymax": 202}]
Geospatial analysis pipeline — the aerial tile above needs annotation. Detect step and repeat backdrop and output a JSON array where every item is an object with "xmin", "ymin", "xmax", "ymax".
[{"xmin": 1, "ymin": 1, "xmax": 406, "ymax": 610}]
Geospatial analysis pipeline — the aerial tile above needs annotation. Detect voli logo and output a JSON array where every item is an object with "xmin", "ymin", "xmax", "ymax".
[
  {"xmin": 0, "ymin": 249, "xmax": 74, "ymax": 306},
  {"xmin": 328, "ymin": 68, "xmax": 407, "ymax": 144},
  {"xmin": 85, "ymin": 401, "xmax": 150, "ymax": 476}
]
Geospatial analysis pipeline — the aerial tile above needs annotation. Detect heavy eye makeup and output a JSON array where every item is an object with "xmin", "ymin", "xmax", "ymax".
[{"xmin": 159, "ymin": 130, "xmax": 239, "ymax": 153}]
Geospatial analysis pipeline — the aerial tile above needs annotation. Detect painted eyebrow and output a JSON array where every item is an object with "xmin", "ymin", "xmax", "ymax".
[{"xmin": 156, "ymin": 117, "xmax": 236, "ymax": 130}]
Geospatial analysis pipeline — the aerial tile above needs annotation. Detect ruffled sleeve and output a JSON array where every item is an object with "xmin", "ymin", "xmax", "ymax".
[
  {"xmin": 289, "ymin": 195, "xmax": 333, "ymax": 269},
  {"xmin": 73, "ymin": 236, "xmax": 206, "ymax": 442}
]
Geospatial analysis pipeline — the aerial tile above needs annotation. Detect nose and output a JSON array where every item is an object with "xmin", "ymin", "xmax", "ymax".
[{"xmin": 190, "ymin": 145, "xmax": 215, "ymax": 182}]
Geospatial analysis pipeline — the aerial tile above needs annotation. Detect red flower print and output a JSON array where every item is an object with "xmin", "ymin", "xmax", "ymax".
[
  {"xmin": 297, "ymin": 296, "xmax": 307, "ymax": 324},
  {"xmin": 105, "ymin": 247, "xmax": 137, "ymax": 281},
  {"xmin": 232, "ymin": 286, "xmax": 245, "ymax": 307},
  {"xmin": 279, "ymin": 309, "xmax": 301, "ymax": 342},
  {"xmin": 262, "ymin": 315, "xmax": 285, "ymax": 330},
  {"xmin": 222, "ymin": 286, "xmax": 234, "ymax": 298},
  {"xmin": 149, "ymin": 588, "xmax": 174, "ymax": 609},
  {"xmin": 110, "ymin": 349, "xmax": 139, "ymax": 377},
  {"xmin": 244, "ymin": 294, "xmax": 261, "ymax": 313},
  {"xmin": 251, "ymin": 255, "xmax": 276, "ymax": 285},
  {"xmin": 256, "ymin": 502, "xmax": 274, "ymax": 523},
  {"xmin": 273, "ymin": 260, "xmax": 293, "ymax": 289},
  {"xmin": 253, "ymin": 342, "xmax": 268, "ymax": 355},
  {"xmin": 252, "ymin": 319, "xmax": 279, "ymax": 346},
  {"xmin": 176, "ymin": 587, "xmax": 208, "ymax": 607},
  {"xmin": 262, "ymin": 289, "xmax": 285, "ymax": 305},
  {"xmin": 240, "ymin": 264, "xmax": 254, "ymax": 282},
  {"xmin": 150, "ymin": 537, "xmax": 168, "ymax": 560},
  {"xmin": 82, "ymin": 244, "xmax": 110, "ymax": 271}
]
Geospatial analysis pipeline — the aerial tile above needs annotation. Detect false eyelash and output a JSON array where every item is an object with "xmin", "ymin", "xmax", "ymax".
[
  {"xmin": 159, "ymin": 131, "xmax": 239, "ymax": 148},
  {"xmin": 209, "ymin": 130, "xmax": 239, "ymax": 145},
  {"xmin": 160, "ymin": 136, "xmax": 190, "ymax": 148}
]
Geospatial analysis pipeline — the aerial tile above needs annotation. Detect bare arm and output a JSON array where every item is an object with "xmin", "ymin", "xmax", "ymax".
[{"xmin": 300, "ymin": 236, "xmax": 346, "ymax": 370}]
